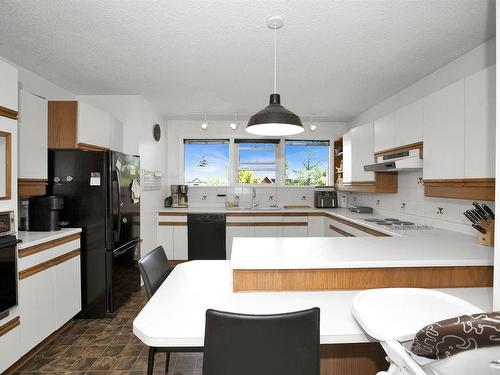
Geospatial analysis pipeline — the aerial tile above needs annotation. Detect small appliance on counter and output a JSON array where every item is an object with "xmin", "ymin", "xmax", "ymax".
[
  {"xmin": 314, "ymin": 187, "xmax": 337, "ymax": 208},
  {"xmin": 171, "ymin": 184, "xmax": 189, "ymax": 207},
  {"xmin": 28, "ymin": 195, "xmax": 64, "ymax": 231},
  {"xmin": 348, "ymin": 206, "xmax": 373, "ymax": 214}
]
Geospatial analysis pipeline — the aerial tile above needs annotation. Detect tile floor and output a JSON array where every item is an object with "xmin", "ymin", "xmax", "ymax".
[{"xmin": 13, "ymin": 288, "xmax": 202, "ymax": 375}]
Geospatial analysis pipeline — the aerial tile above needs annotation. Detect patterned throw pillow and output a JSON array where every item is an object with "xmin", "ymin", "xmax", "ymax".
[{"xmin": 411, "ymin": 312, "xmax": 500, "ymax": 359}]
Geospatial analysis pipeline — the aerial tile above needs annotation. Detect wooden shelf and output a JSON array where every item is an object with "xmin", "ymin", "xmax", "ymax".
[
  {"xmin": 423, "ymin": 178, "xmax": 494, "ymax": 201},
  {"xmin": 336, "ymin": 172, "xmax": 398, "ymax": 194}
]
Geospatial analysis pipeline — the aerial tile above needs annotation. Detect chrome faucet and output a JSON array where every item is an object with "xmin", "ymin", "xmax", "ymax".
[{"xmin": 251, "ymin": 187, "xmax": 258, "ymax": 209}]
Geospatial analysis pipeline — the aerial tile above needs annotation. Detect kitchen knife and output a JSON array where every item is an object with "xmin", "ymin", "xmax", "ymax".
[
  {"xmin": 472, "ymin": 223, "xmax": 487, "ymax": 234},
  {"xmin": 473, "ymin": 202, "xmax": 489, "ymax": 219},
  {"xmin": 473, "ymin": 208, "xmax": 488, "ymax": 221},
  {"xmin": 464, "ymin": 211, "xmax": 479, "ymax": 224},
  {"xmin": 468, "ymin": 210, "xmax": 484, "ymax": 223},
  {"xmin": 481, "ymin": 204, "xmax": 495, "ymax": 220}
]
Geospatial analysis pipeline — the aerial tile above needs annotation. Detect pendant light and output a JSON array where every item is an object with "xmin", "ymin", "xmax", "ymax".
[{"xmin": 246, "ymin": 15, "xmax": 304, "ymax": 136}]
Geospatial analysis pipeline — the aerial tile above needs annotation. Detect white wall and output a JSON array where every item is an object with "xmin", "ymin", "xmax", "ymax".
[
  {"xmin": 77, "ymin": 95, "xmax": 168, "ymax": 257},
  {"xmin": 166, "ymin": 119, "xmax": 347, "ymax": 187},
  {"xmin": 349, "ymin": 38, "xmax": 496, "ymax": 128}
]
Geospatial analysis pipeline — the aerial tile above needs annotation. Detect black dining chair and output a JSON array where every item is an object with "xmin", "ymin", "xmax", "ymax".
[
  {"xmin": 138, "ymin": 246, "xmax": 173, "ymax": 375},
  {"xmin": 202, "ymin": 307, "xmax": 321, "ymax": 375}
]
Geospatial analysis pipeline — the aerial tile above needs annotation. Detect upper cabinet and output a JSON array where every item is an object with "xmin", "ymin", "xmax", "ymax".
[
  {"xmin": 18, "ymin": 90, "xmax": 48, "ymax": 180},
  {"xmin": 343, "ymin": 122, "xmax": 375, "ymax": 183},
  {"xmin": 48, "ymin": 100, "xmax": 119, "ymax": 151},
  {"xmin": 423, "ymin": 65, "xmax": 495, "ymax": 201},
  {"xmin": 423, "ymin": 80, "xmax": 465, "ymax": 180},
  {"xmin": 374, "ymin": 100, "xmax": 423, "ymax": 153},
  {"xmin": 0, "ymin": 59, "xmax": 18, "ymax": 115},
  {"xmin": 77, "ymin": 101, "xmax": 111, "ymax": 149},
  {"xmin": 338, "ymin": 123, "xmax": 397, "ymax": 194},
  {"xmin": 464, "ymin": 65, "xmax": 495, "ymax": 179}
]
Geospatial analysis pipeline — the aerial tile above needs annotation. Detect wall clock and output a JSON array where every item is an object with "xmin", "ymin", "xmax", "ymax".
[{"xmin": 153, "ymin": 124, "xmax": 161, "ymax": 141}]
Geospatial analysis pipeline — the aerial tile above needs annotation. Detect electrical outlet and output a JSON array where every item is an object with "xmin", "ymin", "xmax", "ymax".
[
  {"xmin": 417, "ymin": 177, "xmax": 423, "ymax": 185},
  {"xmin": 202, "ymin": 195, "xmax": 207, "ymax": 200},
  {"xmin": 401, "ymin": 202, "xmax": 407, "ymax": 209},
  {"xmin": 436, "ymin": 207, "xmax": 444, "ymax": 215},
  {"xmin": 268, "ymin": 195, "xmax": 274, "ymax": 201},
  {"xmin": 301, "ymin": 196, "xmax": 307, "ymax": 201},
  {"xmin": 376, "ymin": 199, "xmax": 380, "ymax": 206},
  {"xmin": 353, "ymin": 197, "xmax": 357, "ymax": 202}
]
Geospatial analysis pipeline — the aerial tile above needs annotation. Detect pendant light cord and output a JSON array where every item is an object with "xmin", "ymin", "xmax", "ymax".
[{"xmin": 273, "ymin": 23, "xmax": 277, "ymax": 94}]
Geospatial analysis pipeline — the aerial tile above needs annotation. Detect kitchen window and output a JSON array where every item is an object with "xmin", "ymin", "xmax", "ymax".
[
  {"xmin": 184, "ymin": 139, "xmax": 230, "ymax": 185},
  {"xmin": 285, "ymin": 140, "xmax": 330, "ymax": 186},
  {"xmin": 235, "ymin": 139, "xmax": 279, "ymax": 184}
]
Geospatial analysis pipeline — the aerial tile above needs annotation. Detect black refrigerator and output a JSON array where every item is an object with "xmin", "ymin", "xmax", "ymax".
[{"xmin": 48, "ymin": 149, "xmax": 141, "ymax": 318}]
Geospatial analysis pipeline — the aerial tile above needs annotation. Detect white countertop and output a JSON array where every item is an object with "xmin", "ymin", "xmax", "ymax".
[
  {"xmin": 230, "ymin": 233, "xmax": 494, "ymax": 270},
  {"xmin": 17, "ymin": 228, "xmax": 82, "ymax": 249},
  {"xmin": 132, "ymin": 260, "xmax": 493, "ymax": 347}
]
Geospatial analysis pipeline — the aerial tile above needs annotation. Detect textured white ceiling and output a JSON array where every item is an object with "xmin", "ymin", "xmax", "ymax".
[{"xmin": 0, "ymin": 0, "xmax": 495, "ymax": 121}]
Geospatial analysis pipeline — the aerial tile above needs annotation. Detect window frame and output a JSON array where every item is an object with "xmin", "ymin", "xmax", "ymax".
[
  {"xmin": 234, "ymin": 139, "xmax": 280, "ymax": 186},
  {"xmin": 284, "ymin": 139, "xmax": 331, "ymax": 187},
  {"xmin": 182, "ymin": 138, "xmax": 231, "ymax": 186}
]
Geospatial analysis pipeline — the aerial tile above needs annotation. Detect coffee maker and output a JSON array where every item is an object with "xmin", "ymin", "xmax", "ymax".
[{"xmin": 171, "ymin": 185, "xmax": 189, "ymax": 207}]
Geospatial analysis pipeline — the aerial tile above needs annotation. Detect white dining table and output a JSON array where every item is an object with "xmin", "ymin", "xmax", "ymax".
[{"xmin": 132, "ymin": 260, "xmax": 493, "ymax": 348}]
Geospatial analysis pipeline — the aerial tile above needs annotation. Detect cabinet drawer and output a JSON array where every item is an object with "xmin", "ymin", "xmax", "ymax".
[{"xmin": 18, "ymin": 235, "xmax": 80, "ymax": 271}]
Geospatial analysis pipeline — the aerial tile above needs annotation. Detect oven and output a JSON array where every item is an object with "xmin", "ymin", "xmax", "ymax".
[{"xmin": 0, "ymin": 234, "xmax": 17, "ymax": 319}]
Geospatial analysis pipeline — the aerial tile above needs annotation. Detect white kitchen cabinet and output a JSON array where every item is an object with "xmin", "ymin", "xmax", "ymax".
[
  {"xmin": 78, "ymin": 101, "xmax": 111, "ymax": 149},
  {"xmin": 374, "ymin": 100, "xmax": 423, "ymax": 153},
  {"xmin": 283, "ymin": 216, "xmax": 308, "ymax": 237},
  {"xmin": 18, "ymin": 90, "xmax": 48, "ymax": 179},
  {"xmin": 395, "ymin": 100, "xmax": 423, "ymax": 147},
  {"xmin": 423, "ymin": 80, "xmax": 465, "ymax": 180},
  {"xmin": 0, "ymin": 319, "xmax": 21, "ymax": 374},
  {"xmin": 173, "ymin": 226, "xmax": 188, "ymax": 260},
  {"xmin": 226, "ymin": 226, "xmax": 254, "ymax": 259},
  {"xmin": 343, "ymin": 123, "xmax": 375, "ymax": 183},
  {"xmin": 157, "ymin": 225, "xmax": 175, "ymax": 259},
  {"xmin": 464, "ymin": 65, "xmax": 496, "ymax": 179},
  {"xmin": 307, "ymin": 216, "xmax": 324, "ymax": 237},
  {"xmin": 0, "ymin": 59, "xmax": 18, "ymax": 112},
  {"xmin": 54, "ymin": 256, "xmax": 81, "ymax": 329},
  {"xmin": 19, "ymin": 267, "xmax": 57, "ymax": 354},
  {"xmin": 254, "ymin": 216, "xmax": 283, "ymax": 237}
]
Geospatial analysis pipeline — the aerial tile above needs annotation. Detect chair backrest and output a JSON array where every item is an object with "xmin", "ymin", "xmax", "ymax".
[
  {"xmin": 138, "ymin": 246, "xmax": 171, "ymax": 300},
  {"xmin": 203, "ymin": 307, "xmax": 320, "ymax": 375}
]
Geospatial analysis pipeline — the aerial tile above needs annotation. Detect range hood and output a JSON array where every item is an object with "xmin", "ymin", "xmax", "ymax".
[{"xmin": 364, "ymin": 149, "xmax": 423, "ymax": 172}]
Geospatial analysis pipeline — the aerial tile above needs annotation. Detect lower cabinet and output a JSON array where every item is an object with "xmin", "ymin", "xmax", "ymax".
[
  {"xmin": 226, "ymin": 225, "xmax": 255, "ymax": 259},
  {"xmin": 173, "ymin": 226, "xmax": 188, "ymax": 260},
  {"xmin": 157, "ymin": 222, "xmax": 188, "ymax": 260},
  {"xmin": 0, "ymin": 319, "xmax": 21, "ymax": 373},
  {"xmin": 55, "ymin": 256, "xmax": 81, "ymax": 328}
]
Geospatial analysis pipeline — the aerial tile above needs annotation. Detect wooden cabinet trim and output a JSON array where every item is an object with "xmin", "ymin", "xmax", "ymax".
[
  {"xmin": 337, "ymin": 172, "xmax": 397, "ymax": 194},
  {"xmin": 227, "ymin": 222, "xmax": 308, "ymax": 227},
  {"xmin": 0, "ymin": 105, "xmax": 18, "ymax": 120},
  {"xmin": 0, "ymin": 316, "xmax": 20, "ymax": 337},
  {"xmin": 423, "ymin": 178, "xmax": 495, "ymax": 201},
  {"xmin": 329, "ymin": 224, "xmax": 355, "ymax": 237},
  {"xmin": 374, "ymin": 141, "xmax": 423, "ymax": 158},
  {"xmin": 18, "ymin": 178, "xmax": 48, "ymax": 198},
  {"xmin": 159, "ymin": 222, "xmax": 188, "ymax": 226},
  {"xmin": 233, "ymin": 266, "xmax": 493, "ymax": 292},
  {"xmin": 325, "ymin": 214, "xmax": 390, "ymax": 237},
  {"xmin": 18, "ymin": 233, "xmax": 81, "ymax": 258},
  {"xmin": 0, "ymin": 131, "xmax": 12, "ymax": 200},
  {"xmin": 159, "ymin": 212, "xmax": 188, "ymax": 216},
  {"xmin": 77, "ymin": 142, "xmax": 110, "ymax": 151},
  {"xmin": 19, "ymin": 249, "xmax": 80, "ymax": 280}
]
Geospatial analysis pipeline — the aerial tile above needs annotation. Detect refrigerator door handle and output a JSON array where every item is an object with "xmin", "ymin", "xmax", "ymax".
[
  {"xmin": 113, "ymin": 169, "xmax": 122, "ymax": 243},
  {"xmin": 112, "ymin": 238, "xmax": 142, "ymax": 257}
]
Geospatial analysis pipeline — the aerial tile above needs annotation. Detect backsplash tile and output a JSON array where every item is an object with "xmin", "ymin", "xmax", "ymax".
[{"xmin": 339, "ymin": 170, "xmax": 495, "ymax": 235}]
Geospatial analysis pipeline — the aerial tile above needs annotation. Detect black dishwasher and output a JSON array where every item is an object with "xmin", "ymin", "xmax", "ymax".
[{"xmin": 188, "ymin": 213, "xmax": 226, "ymax": 260}]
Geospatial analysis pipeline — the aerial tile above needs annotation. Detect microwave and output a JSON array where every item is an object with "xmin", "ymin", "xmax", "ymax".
[{"xmin": 0, "ymin": 211, "xmax": 15, "ymax": 237}]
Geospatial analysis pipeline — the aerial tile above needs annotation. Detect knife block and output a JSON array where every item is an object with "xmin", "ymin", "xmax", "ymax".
[{"xmin": 478, "ymin": 220, "xmax": 494, "ymax": 247}]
